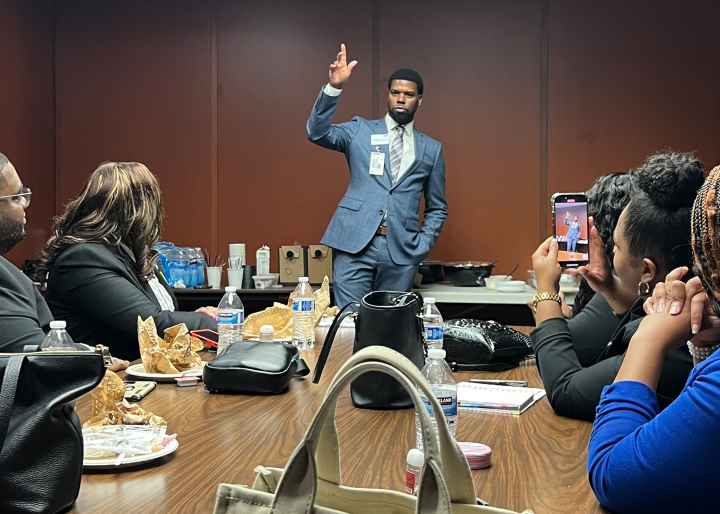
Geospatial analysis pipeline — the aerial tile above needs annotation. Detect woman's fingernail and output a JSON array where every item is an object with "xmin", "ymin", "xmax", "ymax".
[
  {"xmin": 670, "ymin": 302, "xmax": 681, "ymax": 315},
  {"xmin": 692, "ymin": 324, "xmax": 700, "ymax": 335},
  {"xmin": 658, "ymin": 300, "xmax": 666, "ymax": 312}
]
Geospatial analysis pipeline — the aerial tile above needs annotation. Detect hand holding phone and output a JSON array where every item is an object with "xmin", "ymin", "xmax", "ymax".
[{"xmin": 551, "ymin": 193, "xmax": 589, "ymax": 268}]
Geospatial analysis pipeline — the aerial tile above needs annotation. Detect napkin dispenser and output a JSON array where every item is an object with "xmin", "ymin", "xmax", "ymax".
[
  {"xmin": 279, "ymin": 245, "xmax": 333, "ymax": 285},
  {"xmin": 308, "ymin": 245, "xmax": 332, "ymax": 285}
]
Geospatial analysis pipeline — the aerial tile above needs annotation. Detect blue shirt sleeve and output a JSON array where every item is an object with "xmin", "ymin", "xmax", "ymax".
[{"xmin": 588, "ymin": 353, "xmax": 720, "ymax": 513}]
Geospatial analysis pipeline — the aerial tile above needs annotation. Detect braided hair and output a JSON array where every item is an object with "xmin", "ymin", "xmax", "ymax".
[{"xmin": 691, "ymin": 165, "xmax": 720, "ymax": 295}]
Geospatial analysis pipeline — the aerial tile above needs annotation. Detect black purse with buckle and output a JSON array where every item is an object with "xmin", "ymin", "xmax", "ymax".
[
  {"xmin": 313, "ymin": 290, "xmax": 425, "ymax": 409},
  {"xmin": 203, "ymin": 341, "xmax": 310, "ymax": 394},
  {"xmin": 443, "ymin": 319, "xmax": 533, "ymax": 372},
  {"xmin": 0, "ymin": 346, "xmax": 108, "ymax": 514}
]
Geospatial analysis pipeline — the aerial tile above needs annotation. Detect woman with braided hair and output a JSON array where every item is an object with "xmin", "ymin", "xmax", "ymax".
[
  {"xmin": 531, "ymin": 151, "xmax": 702, "ymax": 421},
  {"xmin": 587, "ymin": 164, "xmax": 720, "ymax": 514}
]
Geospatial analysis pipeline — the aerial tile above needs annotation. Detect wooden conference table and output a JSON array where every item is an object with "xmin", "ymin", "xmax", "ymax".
[{"xmin": 71, "ymin": 326, "xmax": 605, "ymax": 514}]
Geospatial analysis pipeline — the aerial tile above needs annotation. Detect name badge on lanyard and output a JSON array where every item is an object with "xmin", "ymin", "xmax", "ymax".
[{"xmin": 369, "ymin": 150, "xmax": 385, "ymax": 176}]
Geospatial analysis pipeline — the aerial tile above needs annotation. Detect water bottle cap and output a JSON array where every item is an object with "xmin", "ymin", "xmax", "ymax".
[
  {"xmin": 427, "ymin": 348, "xmax": 446, "ymax": 359},
  {"xmin": 49, "ymin": 320, "xmax": 67, "ymax": 329},
  {"xmin": 298, "ymin": 277, "xmax": 309, "ymax": 282},
  {"xmin": 225, "ymin": 286, "xmax": 237, "ymax": 293},
  {"xmin": 406, "ymin": 448, "xmax": 424, "ymax": 466},
  {"xmin": 425, "ymin": 297, "xmax": 436, "ymax": 304},
  {"xmin": 260, "ymin": 325, "xmax": 274, "ymax": 335}
]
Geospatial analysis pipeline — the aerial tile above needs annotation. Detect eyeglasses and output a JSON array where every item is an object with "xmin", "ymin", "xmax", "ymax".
[{"xmin": 0, "ymin": 186, "xmax": 31, "ymax": 207}]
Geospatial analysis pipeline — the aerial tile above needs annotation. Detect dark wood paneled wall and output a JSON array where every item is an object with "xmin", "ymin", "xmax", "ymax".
[
  {"xmin": 9, "ymin": 0, "xmax": 720, "ymax": 277},
  {"xmin": 0, "ymin": 0, "xmax": 55, "ymax": 265}
]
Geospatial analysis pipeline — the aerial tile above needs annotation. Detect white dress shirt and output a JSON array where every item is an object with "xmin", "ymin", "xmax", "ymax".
[
  {"xmin": 324, "ymin": 83, "xmax": 416, "ymax": 180},
  {"xmin": 148, "ymin": 275, "xmax": 175, "ymax": 311}
]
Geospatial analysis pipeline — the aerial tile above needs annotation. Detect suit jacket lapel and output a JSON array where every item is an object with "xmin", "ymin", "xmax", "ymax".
[
  {"xmin": 392, "ymin": 130, "xmax": 426, "ymax": 191},
  {"xmin": 117, "ymin": 243, "xmax": 160, "ymax": 308}
]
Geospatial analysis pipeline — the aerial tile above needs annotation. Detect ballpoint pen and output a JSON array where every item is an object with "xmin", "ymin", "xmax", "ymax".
[{"xmin": 469, "ymin": 379, "xmax": 528, "ymax": 387}]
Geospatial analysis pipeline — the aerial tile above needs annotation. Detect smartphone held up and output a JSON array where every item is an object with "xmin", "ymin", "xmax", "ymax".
[{"xmin": 551, "ymin": 193, "xmax": 589, "ymax": 268}]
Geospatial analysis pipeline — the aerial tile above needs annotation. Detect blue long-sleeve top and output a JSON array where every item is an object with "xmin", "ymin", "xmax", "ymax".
[{"xmin": 588, "ymin": 349, "xmax": 720, "ymax": 513}]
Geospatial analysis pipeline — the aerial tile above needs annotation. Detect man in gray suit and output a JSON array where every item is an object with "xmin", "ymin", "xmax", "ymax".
[{"xmin": 307, "ymin": 44, "xmax": 448, "ymax": 307}]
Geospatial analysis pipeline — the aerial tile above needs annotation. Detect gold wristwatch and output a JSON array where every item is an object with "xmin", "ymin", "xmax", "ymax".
[{"xmin": 532, "ymin": 290, "xmax": 562, "ymax": 311}]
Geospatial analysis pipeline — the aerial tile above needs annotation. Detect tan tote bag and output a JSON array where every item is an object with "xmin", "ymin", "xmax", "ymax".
[{"xmin": 213, "ymin": 346, "xmax": 533, "ymax": 514}]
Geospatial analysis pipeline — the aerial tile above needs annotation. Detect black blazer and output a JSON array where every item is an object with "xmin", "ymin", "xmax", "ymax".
[
  {"xmin": 0, "ymin": 256, "xmax": 52, "ymax": 352},
  {"xmin": 45, "ymin": 242, "xmax": 216, "ymax": 360},
  {"xmin": 531, "ymin": 294, "xmax": 692, "ymax": 421}
]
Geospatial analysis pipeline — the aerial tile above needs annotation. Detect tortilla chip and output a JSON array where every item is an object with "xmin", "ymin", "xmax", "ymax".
[
  {"xmin": 137, "ymin": 317, "xmax": 203, "ymax": 373},
  {"xmin": 83, "ymin": 369, "xmax": 167, "ymax": 427},
  {"xmin": 242, "ymin": 303, "xmax": 293, "ymax": 340}
]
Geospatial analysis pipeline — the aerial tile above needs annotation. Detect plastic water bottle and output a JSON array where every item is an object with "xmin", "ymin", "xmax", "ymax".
[
  {"xmin": 421, "ymin": 297, "xmax": 444, "ymax": 350},
  {"xmin": 415, "ymin": 348, "xmax": 457, "ymax": 451},
  {"xmin": 167, "ymin": 247, "xmax": 187, "ymax": 288},
  {"xmin": 40, "ymin": 320, "xmax": 81, "ymax": 351},
  {"xmin": 291, "ymin": 277, "xmax": 315, "ymax": 350},
  {"xmin": 217, "ymin": 286, "xmax": 244, "ymax": 355},
  {"xmin": 259, "ymin": 324, "xmax": 275, "ymax": 342},
  {"xmin": 194, "ymin": 247, "xmax": 206, "ymax": 287}
]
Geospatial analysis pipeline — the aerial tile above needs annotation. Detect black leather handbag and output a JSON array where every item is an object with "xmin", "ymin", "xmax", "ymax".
[
  {"xmin": 443, "ymin": 319, "xmax": 533, "ymax": 372},
  {"xmin": 0, "ymin": 347, "xmax": 107, "ymax": 514},
  {"xmin": 203, "ymin": 341, "xmax": 309, "ymax": 394},
  {"xmin": 313, "ymin": 291, "xmax": 425, "ymax": 410}
]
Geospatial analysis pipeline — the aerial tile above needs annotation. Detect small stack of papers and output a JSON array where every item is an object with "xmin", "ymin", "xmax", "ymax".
[{"xmin": 457, "ymin": 381, "xmax": 546, "ymax": 415}]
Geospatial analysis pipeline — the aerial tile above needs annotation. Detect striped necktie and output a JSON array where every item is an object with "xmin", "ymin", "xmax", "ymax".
[{"xmin": 389, "ymin": 125, "xmax": 405, "ymax": 184}]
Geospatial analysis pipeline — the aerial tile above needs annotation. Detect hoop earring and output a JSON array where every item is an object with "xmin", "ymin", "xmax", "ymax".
[{"xmin": 637, "ymin": 281, "xmax": 651, "ymax": 297}]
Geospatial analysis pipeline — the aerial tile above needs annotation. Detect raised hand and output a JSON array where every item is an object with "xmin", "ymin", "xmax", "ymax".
[{"xmin": 328, "ymin": 43, "xmax": 358, "ymax": 88}]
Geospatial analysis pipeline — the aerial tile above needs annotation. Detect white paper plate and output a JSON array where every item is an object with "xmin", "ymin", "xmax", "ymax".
[
  {"xmin": 317, "ymin": 316, "xmax": 355, "ymax": 328},
  {"xmin": 495, "ymin": 281, "xmax": 528, "ymax": 293},
  {"xmin": 83, "ymin": 438, "xmax": 179, "ymax": 471},
  {"xmin": 125, "ymin": 363, "xmax": 204, "ymax": 382}
]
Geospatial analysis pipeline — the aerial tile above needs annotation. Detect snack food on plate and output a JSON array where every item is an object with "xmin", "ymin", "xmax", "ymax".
[
  {"xmin": 242, "ymin": 276, "xmax": 339, "ymax": 339},
  {"xmin": 138, "ymin": 317, "xmax": 203, "ymax": 373},
  {"xmin": 83, "ymin": 369, "xmax": 166, "ymax": 428}
]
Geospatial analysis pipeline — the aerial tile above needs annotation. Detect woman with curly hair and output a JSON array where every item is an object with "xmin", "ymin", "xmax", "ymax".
[
  {"xmin": 530, "ymin": 151, "xmax": 701, "ymax": 420},
  {"xmin": 39, "ymin": 162, "xmax": 217, "ymax": 360},
  {"xmin": 587, "ymin": 163, "xmax": 720, "ymax": 513}
]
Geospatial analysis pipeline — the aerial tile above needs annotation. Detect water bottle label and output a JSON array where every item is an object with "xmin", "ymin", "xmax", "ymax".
[
  {"xmin": 218, "ymin": 310, "xmax": 244, "ymax": 324},
  {"xmin": 424, "ymin": 324, "xmax": 443, "ymax": 343},
  {"xmin": 422, "ymin": 388, "xmax": 458, "ymax": 420},
  {"xmin": 292, "ymin": 299, "xmax": 314, "ymax": 313}
]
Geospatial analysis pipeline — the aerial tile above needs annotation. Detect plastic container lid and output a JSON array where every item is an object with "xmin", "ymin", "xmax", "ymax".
[
  {"xmin": 225, "ymin": 286, "xmax": 237, "ymax": 292},
  {"xmin": 406, "ymin": 448, "xmax": 424, "ymax": 466},
  {"xmin": 260, "ymin": 325, "xmax": 274, "ymax": 336},
  {"xmin": 427, "ymin": 348, "xmax": 446, "ymax": 359},
  {"xmin": 425, "ymin": 297, "xmax": 436, "ymax": 304},
  {"xmin": 458, "ymin": 442, "xmax": 492, "ymax": 469},
  {"xmin": 49, "ymin": 320, "xmax": 67, "ymax": 329}
]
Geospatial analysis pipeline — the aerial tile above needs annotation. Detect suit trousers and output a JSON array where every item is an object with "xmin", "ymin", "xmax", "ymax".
[{"xmin": 332, "ymin": 234, "xmax": 418, "ymax": 308}]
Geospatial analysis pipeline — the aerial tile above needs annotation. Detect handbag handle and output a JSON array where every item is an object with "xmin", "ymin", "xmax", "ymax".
[
  {"xmin": 314, "ymin": 346, "xmax": 475, "ymax": 504},
  {"xmin": 312, "ymin": 301, "xmax": 359, "ymax": 384},
  {"xmin": 0, "ymin": 355, "xmax": 24, "ymax": 451},
  {"xmin": 272, "ymin": 358, "xmax": 452, "ymax": 514}
]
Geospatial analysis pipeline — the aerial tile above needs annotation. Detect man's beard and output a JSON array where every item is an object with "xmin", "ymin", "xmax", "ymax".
[
  {"xmin": 389, "ymin": 108, "xmax": 414, "ymax": 125},
  {"xmin": 0, "ymin": 217, "xmax": 25, "ymax": 254}
]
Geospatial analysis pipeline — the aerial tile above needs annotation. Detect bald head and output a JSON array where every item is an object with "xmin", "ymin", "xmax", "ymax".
[{"xmin": 0, "ymin": 153, "xmax": 10, "ymax": 189}]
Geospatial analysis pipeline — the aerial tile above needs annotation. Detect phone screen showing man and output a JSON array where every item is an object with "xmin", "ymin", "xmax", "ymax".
[{"xmin": 553, "ymin": 194, "xmax": 589, "ymax": 267}]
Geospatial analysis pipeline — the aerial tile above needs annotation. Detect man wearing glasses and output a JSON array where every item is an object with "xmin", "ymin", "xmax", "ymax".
[{"xmin": 0, "ymin": 152, "xmax": 50, "ymax": 351}]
